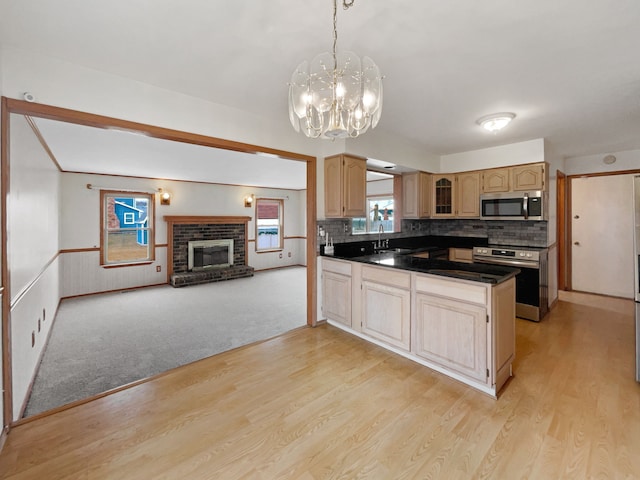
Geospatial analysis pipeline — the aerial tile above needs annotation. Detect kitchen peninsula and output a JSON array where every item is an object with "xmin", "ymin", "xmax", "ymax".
[{"xmin": 321, "ymin": 242, "xmax": 519, "ymax": 397}]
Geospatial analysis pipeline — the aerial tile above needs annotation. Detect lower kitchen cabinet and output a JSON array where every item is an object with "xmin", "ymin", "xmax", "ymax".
[
  {"xmin": 361, "ymin": 266, "xmax": 411, "ymax": 351},
  {"xmin": 321, "ymin": 257, "xmax": 516, "ymax": 397},
  {"xmin": 413, "ymin": 293, "xmax": 487, "ymax": 382},
  {"xmin": 321, "ymin": 258, "xmax": 352, "ymax": 327},
  {"xmin": 362, "ymin": 280, "xmax": 411, "ymax": 351}
]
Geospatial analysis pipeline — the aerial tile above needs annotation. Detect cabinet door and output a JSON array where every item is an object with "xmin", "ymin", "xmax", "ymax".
[
  {"xmin": 456, "ymin": 172, "xmax": 480, "ymax": 217},
  {"xmin": 511, "ymin": 164, "xmax": 544, "ymax": 191},
  {"xmin": 402, "ymin": 172, "xmax": 419, "ymax": 218},
  {"xmin": 432, "ymin": 174, "xmax": 456, "ymax": 217},
  {"xmin": 413, "ymin": 293, "xmax": 488, "ymax": 382},
  {"xmin": 417, "ymin": 172, "xmax": 432, "ymax": 218},
  {"xmin": 448, "ymin": 248, "xmax": 473, "ymax": 263},
  {"xmin": 322, "ymin": 271, "xmax": 352, "ymax": 327},
  {"xmin": 482, "ymin": 168, "xmax": 510, "ymax": 193},
  {"xmin": 324, "ymin": 156, "xmax": 343, "ymax": 217},
  {"xmin": 361, "ymin": 281, "xmax": 411, "ymax": 350},
  {"xmin": 342, "ymin": 155, "xmax": 367, "ymax": 217},
  {"xmin": 402, "ymin": 172, "xmax": 431, "ymax": 218}
]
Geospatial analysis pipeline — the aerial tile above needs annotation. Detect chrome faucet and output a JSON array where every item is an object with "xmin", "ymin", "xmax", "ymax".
[{"xmin": 377, "ymin": 224, "xmax": 384, "ymax": 249}]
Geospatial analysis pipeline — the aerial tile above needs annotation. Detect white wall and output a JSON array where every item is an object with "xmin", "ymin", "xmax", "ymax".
[
  {"xmin": 564, "ymin": 149, "xmax": 640, "ymax": 176},
  {"xmin": 9, "ymin": 114, "xmax": 60, "ymax": 421},
  {"xmin": 440, "ymin": 138, "xmax": 545, "ymax": 172},
  {"xmin": 60, "ymin": 173, "xmax": 306, "ymax": 297}
]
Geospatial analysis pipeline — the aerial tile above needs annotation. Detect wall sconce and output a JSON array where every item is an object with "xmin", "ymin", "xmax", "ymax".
[
  {"xmin": 244, "ymin": 194, "xmax": 255, "ymax": 208},
  {"xmin": 160, "ymin": 190, "xmax": 171, "ymax": 206}
]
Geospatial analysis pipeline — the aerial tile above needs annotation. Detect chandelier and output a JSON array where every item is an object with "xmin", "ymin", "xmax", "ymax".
[{"xmin": 288, "ymin": 0, "xmax": 383, "ymax": 139}]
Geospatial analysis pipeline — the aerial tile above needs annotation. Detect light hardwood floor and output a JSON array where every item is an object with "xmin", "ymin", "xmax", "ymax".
[{"xmin": 0, "ymin": 297, "xmax": 639, "ymax": 479}]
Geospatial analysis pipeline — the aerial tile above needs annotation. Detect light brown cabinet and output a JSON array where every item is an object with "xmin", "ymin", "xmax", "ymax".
[
  {"xmin": 448, "ymin": 247, "xmax": 473, "ymax": 263},
  {"xmin": 321, "ymin": 258, "xmax": 352, "ymax": 327},
  {"xmin": 324, "ymin": 154, "xmax": 367, "ymax": 217},
  {"xmin": 456, "ymin": 172, "xmax": 480, "ymax": 217},
  {"xmin": 413, "ymin": 292, "xmax": 488, "ymax": 382},
  {"xmin": 511, "ymin": 164, "xmax": 545, "ymax": 191},
  {"xmin": 432, "ymin": 173, "xmax": 480, "ymax": 218},
  {"xmin": 402, "ymin": 172, "xmax": 432, "ymax": 218},
  {"xmin": 481, "ymin": 168, "xmax": 510, "ymax": 193},
  {"xmin": 482, "ymin": 163, "xmax": 546, "ymax": 193},
  {"xmin": 361, "ymin": 266, "xmax": 411, "ymax": 351},
  {"xmin": 432, "ymin": 174, "xmax": 456, "ymax": 217},
  {"xmin": 321, "ymin": 258, "xmax": 517, "ymax": 397}
]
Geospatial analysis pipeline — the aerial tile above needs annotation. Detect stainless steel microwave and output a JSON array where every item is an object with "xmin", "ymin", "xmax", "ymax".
[{"xmin": 480, "ymin": 191, "xmax": 546, "ymax": 220}]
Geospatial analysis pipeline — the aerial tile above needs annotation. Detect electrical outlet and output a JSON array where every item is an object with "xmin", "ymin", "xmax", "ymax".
[
  {"xmin": 279, "ymin": 253, "xmax": 283, "ymax": 259},
  {"xmin": 31, "ymin": 331, "xmax": 35, "ymax": 347},
  {"xmin": 43, "ymin": 308, "xmax": 46, "ymax": 322},
  {"xmin": 38, "ymin": 318, "xmax": 41, "ymax": 332},
  {"xmin": 156, "ymin": 266, "xmax": 161, "ymax": 272},
  {"xmin": 288, "ymin": 252, "xmax": 292, "ymax": 257}
]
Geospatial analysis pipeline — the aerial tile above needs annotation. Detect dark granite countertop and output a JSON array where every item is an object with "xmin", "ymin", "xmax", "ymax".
[
  {"xmin": 330, "ymin": 235, "xmax": 488, "ymax": 258},
  {"xmin": 326, "ymin": 252, "xmax": 519, "ymax": 284}
]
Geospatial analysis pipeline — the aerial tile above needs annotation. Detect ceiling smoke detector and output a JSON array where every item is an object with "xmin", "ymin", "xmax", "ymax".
[{"xmin": 603, "ymin": 155, "xmax": 616, "ymax": 165}]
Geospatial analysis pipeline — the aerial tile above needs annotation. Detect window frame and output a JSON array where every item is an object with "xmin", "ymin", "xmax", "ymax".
[
  {"xmin": 352, "ymin": 195, "xmax": 395, "ymax": 234},
  {"xmin": 255, "ymin": 198, "xmax": 284, "ymax": 253},
  {"xmin": 100, "ymin": 190, "xmax": 155, "ymax": 267}
]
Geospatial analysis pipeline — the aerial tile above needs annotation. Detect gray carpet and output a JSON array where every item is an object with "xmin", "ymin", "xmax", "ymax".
[{"xmin": 24, "ymin": 266, "xmax": 307, "ymax": 417}]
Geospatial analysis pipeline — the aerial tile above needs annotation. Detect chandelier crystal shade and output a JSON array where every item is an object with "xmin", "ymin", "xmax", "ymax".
[{"xmin": 288, "ymin": 0, "xmax": 383, "ymax": 139}]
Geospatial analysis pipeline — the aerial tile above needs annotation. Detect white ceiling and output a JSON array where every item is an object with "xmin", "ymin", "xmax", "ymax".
[
  {"xmin": 33, "ymin": 118, "xmax": 308, "ymax": 190},
  {"xmin": 2, "ymin": 0, "xmax": 640, "ymax": 184}
]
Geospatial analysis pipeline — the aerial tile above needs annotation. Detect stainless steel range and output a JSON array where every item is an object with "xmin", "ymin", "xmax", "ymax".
[{"xmin": 473, "ymin": 246, "xmax": 549, "ymax": 322}]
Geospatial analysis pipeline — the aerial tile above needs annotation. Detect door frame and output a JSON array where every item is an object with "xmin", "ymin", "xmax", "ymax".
[
  {"xmin": 563, "ymin": 169, "xmax": 640, "ymax": 292},
  {"xmin": 1, "ymin": 96, "xmax": 318, "ymax": 432}
]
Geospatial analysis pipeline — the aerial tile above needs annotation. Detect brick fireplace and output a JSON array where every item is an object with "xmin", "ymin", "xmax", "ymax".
[{"xmin": 164, "ymin": 216, "xmax": 254, "ymax": 287}]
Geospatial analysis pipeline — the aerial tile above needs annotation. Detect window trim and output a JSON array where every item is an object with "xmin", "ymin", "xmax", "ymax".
[
  {"xmin": 255, "ymin": 198, "xmax": 284, "ymax": 253},
  {"xmin": 100, "ymin": 190, "xmax": 156, "ymax": 267},
  {"xmin": 352, "ymin": 194, "xmax": 395, "ymax": 234}
]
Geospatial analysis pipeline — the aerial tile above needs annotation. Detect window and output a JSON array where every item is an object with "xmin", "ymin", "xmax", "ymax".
[
  {"xmin": 352, "ymin": 196, "xmax": 395, "ymax": 234},
  {"xmin": 255, "ymin": 198, "xmax": 283, "ymax": 252},
  {"xmin": 101, "ymin": 191, "xmax": 155, "ymax": 265}
]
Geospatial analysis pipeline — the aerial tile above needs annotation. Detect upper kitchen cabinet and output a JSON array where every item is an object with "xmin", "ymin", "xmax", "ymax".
[
  {"xmin": 402, "ymin": 171, "xmax": 432, "ymax": 218},
  {"xmin": 481, "ymin": 168, "xmax": 510, "ymax": 193},
  {"xmin": 324, "ymin": 154, "xmax": 367, "ymax": 217},
  {"xmin": 511, "ymin": 163, "xmax": 546, "ymax": 191},
  {"xmin": 432, "ymin": 174, "xmax": 456, "ymax": 217},
  {"xmin": 456, "ymin": 172, "xmax": 480, "ymax": 217},
  {"xmin": 432, "ymin": 173, "xmax": 480, "ymax": 218},
  {"xmin": 481, "ymin": 163, "xmax": 547, "ymax": 193}
]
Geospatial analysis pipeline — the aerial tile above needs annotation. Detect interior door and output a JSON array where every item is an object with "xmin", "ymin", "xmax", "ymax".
[{"xmin": 571, "ymin": 174, "xmax": 634, "ymax": 298}]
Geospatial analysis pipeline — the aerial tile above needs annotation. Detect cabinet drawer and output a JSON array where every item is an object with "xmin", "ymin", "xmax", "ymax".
[
  {"xmin": 449, "ymin": 248, "xmax": 473, "ymax": 263},
  {"xmin": 323, "ymin": 258, "xmax": 352, "ymax": 276},
  {"xmin": 362, "ymin": 265, "xmax": 411, "ymax": 289},
  {"xmin": 415, "ymin": 274, "xmax": 487, "ymax": 305}
]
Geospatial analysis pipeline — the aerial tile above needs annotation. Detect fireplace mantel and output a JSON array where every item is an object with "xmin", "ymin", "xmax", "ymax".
[
  {"xmin": 164, "ymin": 215, "xmax": 253, "ymax": 286},
  {"xmin": 164, "ymin": 215, "xmax": 251, "ymax": 225}
]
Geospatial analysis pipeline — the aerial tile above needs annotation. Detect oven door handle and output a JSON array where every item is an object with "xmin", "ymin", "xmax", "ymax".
[{"xmin": 473, "ymin": 257, "xmax": 539, "ymax": 268}]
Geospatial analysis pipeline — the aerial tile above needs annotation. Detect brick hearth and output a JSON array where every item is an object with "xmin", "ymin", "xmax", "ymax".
[{"xmin": 164, "ymin": 216, "xmax": 254, "ymax": 287}]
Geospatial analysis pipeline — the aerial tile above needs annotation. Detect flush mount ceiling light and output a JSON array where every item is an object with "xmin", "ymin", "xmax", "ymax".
[
  {"xmin": 476, "ymin": 112, "xmax": 516, "ymax": 132},
  {"xmin": 288, "ymin": 0, "xmax": 383, "ymax": 139}
]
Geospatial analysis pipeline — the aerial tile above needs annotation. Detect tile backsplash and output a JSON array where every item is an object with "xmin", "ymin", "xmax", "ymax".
[{"xmin": 316, "ymin": 218, "xmax": 547, "ymax": 250}]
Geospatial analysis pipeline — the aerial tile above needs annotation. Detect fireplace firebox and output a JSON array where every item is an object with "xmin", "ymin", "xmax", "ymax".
[{"xmin": 188, "ymin": 239, "xmax": 234, "ymax": 271}]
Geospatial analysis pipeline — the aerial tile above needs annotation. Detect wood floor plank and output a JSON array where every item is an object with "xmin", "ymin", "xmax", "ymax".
[{"xmin": 1, "ymin": 298, "xmax": 640, "ymax": 479}]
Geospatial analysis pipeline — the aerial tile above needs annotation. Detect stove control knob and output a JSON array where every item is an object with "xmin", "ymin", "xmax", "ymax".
[
  {"xmin": 519, "ymin": 252, "xmax": 525, "ymax": 257},
  {"xmin": 526, "ymin": 253, "xmax": 532, "ymax": 258}
]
